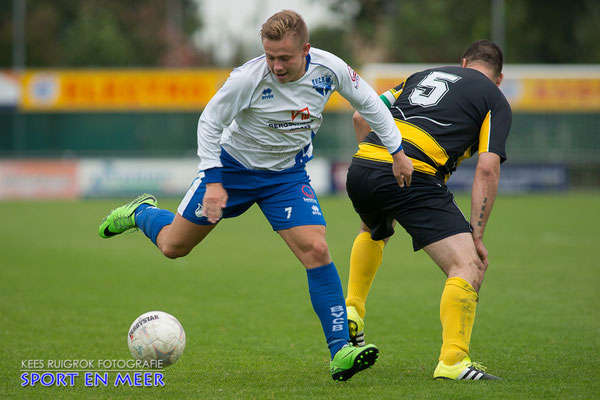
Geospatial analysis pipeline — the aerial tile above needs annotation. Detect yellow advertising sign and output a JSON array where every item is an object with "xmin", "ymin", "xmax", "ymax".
[
  {"xmin": 20, "ymin": 69, "xmax": 353, "ymax": 112},
  {"xmin": 20, "ymin": 67, "xmax": 600, "ymax": 112},
  {"xmin": 505, "ymin": 78, "xmax": 600, "ymax": 111},
  {"xmin": 371, "ymin": 76, "xmax": 600, "ymax": 112},
  {"xmin": 21, "ymin": 69, "xmax": 230, "ymax": 111}
]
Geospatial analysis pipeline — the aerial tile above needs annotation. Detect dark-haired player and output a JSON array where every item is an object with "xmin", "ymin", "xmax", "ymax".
[{"xmin": 345, "ymin": 40, "xmax": 511, "ymax": 380}]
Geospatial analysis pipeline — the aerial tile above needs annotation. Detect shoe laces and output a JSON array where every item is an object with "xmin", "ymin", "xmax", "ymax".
[
  {"xmin": 112, "ymin": 213, "xmax": 135, "ymax": 229},
  {"xmin": 113, "ymin": 218, "xmax": 128, "ymax": 229},
  {"xmin": 468, "ymin": 361, "xmax": 488, "ymax": 372}
]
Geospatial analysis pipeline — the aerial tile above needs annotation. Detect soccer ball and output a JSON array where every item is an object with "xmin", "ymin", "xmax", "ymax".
[{"xmin": 127, "ymin": 311, "xmax": 186, "ymax": 367}]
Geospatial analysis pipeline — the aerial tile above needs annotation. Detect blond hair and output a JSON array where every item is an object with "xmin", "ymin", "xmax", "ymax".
[{"xmin": 260, "ymin": 10, "xmax": 308, "ymax": 46}]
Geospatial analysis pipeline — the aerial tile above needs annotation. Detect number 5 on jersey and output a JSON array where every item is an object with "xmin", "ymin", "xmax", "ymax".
[{"xmin": 409, "ymin": 71, "xmax": 461, "ymax": 107}]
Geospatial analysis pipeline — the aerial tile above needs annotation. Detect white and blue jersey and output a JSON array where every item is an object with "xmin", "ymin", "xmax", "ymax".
[
  {"xmin": 179, "ymin": 47, "xmax": 404, "ymax": 230},
  {"xmin": 196, "ymin": 47, "xmax": 403, "ymax": 177}
]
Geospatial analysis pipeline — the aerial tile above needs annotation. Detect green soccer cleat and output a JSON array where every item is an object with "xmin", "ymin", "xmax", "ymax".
[
  {"xmin": 347, "ymin": 306, "xmax": 365, "ymax": 347},
  {"xmin": 330, "ymin": 343, "xmax": 378, "ymax": 382},
  {"xmin": 98, "ymin": 194, "xmax": 157, "ymax": 238},
  {"xmin": 433, "ymin": 356, "xmax": 502, "ymax": 381}
]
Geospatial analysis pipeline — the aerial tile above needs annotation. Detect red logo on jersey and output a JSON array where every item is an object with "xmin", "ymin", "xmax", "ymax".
[
  {"xmin": 291, "ymin": 107, "xmax": 310, "ymax": 121},
  {"xmin": 301, "ymin": 185, "xmax": 315, "ymax": 198},
  {"xmin": 347, "ymin": 65, "xmax": 360, "ymax": 89}
]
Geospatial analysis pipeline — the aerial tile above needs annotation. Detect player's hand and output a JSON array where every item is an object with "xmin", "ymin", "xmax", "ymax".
[
  {"xmin": 202, "ymin": 183, "xmax": 228, "ymax": 224},
  {"xmin": 472, "ymin": 236, "xmax": 489, "ymax": 270},
  {"xmin": 392, "ymin": 150, "xmax": 413, "ymax": 188}
]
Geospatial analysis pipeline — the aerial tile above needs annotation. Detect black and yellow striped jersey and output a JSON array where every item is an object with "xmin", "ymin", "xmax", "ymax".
[{"xmin": 353, "ymin": 66, "xmax": 512, "ymax": 182}]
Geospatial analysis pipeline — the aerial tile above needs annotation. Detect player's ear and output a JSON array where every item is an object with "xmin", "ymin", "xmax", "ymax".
[
  {"xmin": 460, "ymin": 58, "xmax": 468, "ymax": 68},
  {"xmin": 302, "ymin": 42, "xmax": 311, "ymax": 57},
  {"xmin": 495, "ymin": 72, "xmax": 504, "ymax": 87}
]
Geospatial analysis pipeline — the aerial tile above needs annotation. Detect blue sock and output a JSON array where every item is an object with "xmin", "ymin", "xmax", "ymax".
[
  {"xmin": 134, "ymin": 204, "xmax": 174, "ymax": 246},
  {"xmin": 306, "ymin": 262, "xmax": 350, "ymax": 359}
]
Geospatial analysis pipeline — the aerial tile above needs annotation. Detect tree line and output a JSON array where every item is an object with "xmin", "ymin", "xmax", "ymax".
[{"xmin": 1, "ymin": 0, "xmax": 598, "ymax": 68}]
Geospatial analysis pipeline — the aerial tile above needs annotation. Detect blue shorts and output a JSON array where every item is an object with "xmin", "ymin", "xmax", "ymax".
[{"xmin": 177, "ymin": 153, "xmax": 326, "ymax": 231}]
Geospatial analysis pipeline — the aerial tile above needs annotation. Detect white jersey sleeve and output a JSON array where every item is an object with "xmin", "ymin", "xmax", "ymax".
[
  {"xmin": 322, "ymin": 52, "xmax": 403, "ymax": 154},
  {"xmin": 196, "ymin": 60, "xmax": 261, "ymax": 172}
]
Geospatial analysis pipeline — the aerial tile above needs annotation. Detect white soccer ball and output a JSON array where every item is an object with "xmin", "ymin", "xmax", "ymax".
[{"xmin": 127, "ymin": 311, "xmax": 186, "ymax": 367}]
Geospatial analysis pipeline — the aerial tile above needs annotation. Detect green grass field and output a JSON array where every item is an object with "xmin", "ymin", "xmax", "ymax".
[{"xmin": 1, "ymin": 193, "xmax": 598, "ymax": 399}]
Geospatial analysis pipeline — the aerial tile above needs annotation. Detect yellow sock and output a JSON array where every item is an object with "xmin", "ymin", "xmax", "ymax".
[
  {"xmin": 345, "ymin": 232, "xmax": 385, "ymax": 319},
  {"xmin": 439, "ymin": 277, "xmax": 478, "ymax": 365}
]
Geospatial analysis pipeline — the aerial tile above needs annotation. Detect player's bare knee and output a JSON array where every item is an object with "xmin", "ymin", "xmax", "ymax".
[
  {"xmin": 471, "ymin": 256, "xmax": 487, "ymax": 275},
  {"xmin": 466, "ymin": 258, "xmax": 486, "ymax": 291},
  {"xmin": 477, "ymin": 258, "xmax": 488, "ymax": 273},
  {"xmin": 160, "ymin": 243, "xmax": 191, "ymax": 259},
  {"xmin": 306, "ymin": 239, "xmax": 331, "ymax": 264},
  {"xmin": 446, "ymin": 256, "xmax": 484, "ymax": 285}
]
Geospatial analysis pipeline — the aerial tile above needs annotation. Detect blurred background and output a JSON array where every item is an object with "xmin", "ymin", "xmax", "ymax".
[{"xmin": 1, "ymin": 0, "xmax": 599, "ymax": 199}]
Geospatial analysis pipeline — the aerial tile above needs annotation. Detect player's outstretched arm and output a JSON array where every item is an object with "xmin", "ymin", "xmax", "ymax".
[{"xmin": 470, "ymin": 152, "xmax": 501, "ymax": 266}]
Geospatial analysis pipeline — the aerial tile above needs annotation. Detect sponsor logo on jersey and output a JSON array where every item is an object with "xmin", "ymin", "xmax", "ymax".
[
  {"xmin": 291, "ymin": 107, "xmax": 310, "ymax": 121},
  {"xmin": 301, "ymin": 185, "xmax": 315, "ymax": 198},
  {"xmin": 268, "ymin": 121, "xmax": 312, "ymax": 132},
  {"xmin": 261, "ymin": 87, "xmax": 274, "ymax": 100},
  {"xmin": 347, "ymin": 65, "xmax": 360, "ymax": 89},
  {"xmin": 311, "ymin": 205, "xmax": 322, "ymax": 216},
  {"xmin": 312, "ymin": 75, "xmax": 332, "ymax": 96}
]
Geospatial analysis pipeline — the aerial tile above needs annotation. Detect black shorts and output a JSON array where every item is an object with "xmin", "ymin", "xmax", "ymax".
[{"xmin": 346, "ymin": 164, "xmax": 472, "ymax": 251}]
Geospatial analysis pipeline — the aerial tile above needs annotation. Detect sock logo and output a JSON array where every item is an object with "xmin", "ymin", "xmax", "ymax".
[{"xmin": 330, "ymin": 305, "xmax": 345, "ymax": 332}]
